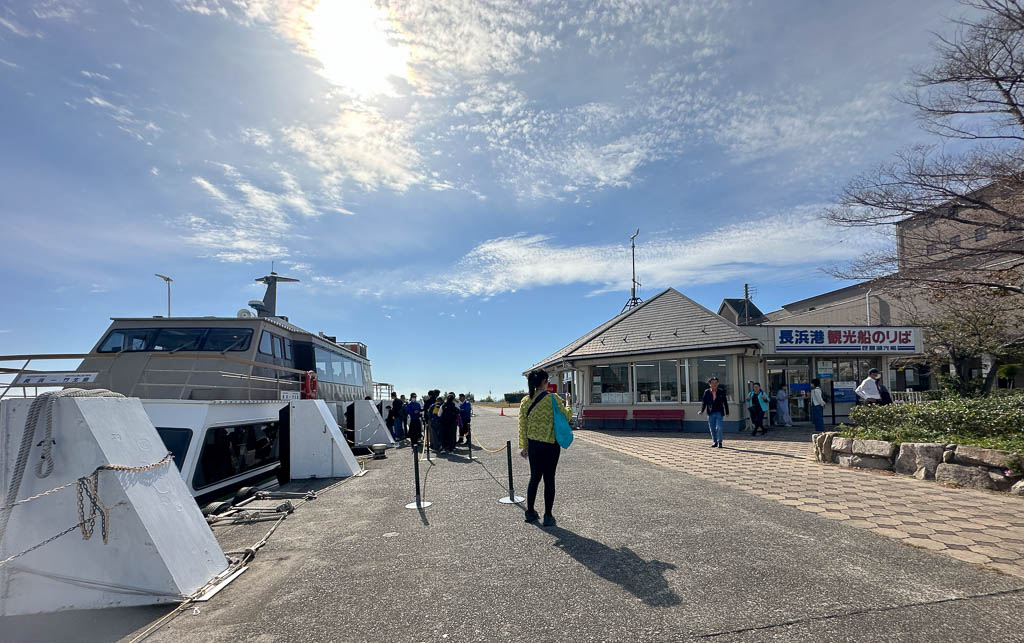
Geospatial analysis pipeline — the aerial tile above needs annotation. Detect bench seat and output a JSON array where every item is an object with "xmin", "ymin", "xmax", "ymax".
[
  {"xmin": 582, "ymin": 408, "xmax": 628, "ymax": 430},
  {"xmin": 632, "ymin": 409, "xmax": 685, "ymax": 431}
]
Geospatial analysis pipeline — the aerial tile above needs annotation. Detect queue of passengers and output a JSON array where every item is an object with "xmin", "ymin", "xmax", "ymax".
[{"xmin": 385, "ymin": 389, "xmax": 472, "ymax": 454}]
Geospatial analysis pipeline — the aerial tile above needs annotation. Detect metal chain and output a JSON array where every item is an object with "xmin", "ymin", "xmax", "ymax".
[
  {"xmin": 471, "ymin": 439, "xmax": 508, "ymax": 454},
  {"xmin": 0, "ymin": 524, "xmax": 81, "ymax": 568},
  {"xmin": 0, "ymin": 452, "xmax": 174, "ymax": 564}
]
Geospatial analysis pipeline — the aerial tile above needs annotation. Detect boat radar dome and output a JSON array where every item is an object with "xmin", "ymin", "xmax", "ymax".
[{"xmin": 249, "ymin": 271, "xmax": 299, "ymax": 318}]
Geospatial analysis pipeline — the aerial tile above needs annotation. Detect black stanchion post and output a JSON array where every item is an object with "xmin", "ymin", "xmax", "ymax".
[
  {"xmin": 499, "ymin": 440, "xmax": 525, "ymax": 504},
  {"xmin": 406, "ymin": 443, "xmax": 432, "ymax": 509}
]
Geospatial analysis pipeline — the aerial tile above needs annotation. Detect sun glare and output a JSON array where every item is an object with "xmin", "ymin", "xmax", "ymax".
[{"xmin": 303, "ymin": 1, "xmax": 410, "ymax": 98}]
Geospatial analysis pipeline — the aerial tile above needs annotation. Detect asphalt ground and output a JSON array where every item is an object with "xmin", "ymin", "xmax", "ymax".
[{"xmin": 5, "ymin": 406, "xmax": 1024, "ymax": 642}]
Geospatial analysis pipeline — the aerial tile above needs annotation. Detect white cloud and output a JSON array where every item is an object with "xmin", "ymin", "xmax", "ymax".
[
  {"xmin": 428, "ymin": 207, "xmax": 883, "ymax": 298},
  {"xmin": 184, "ymin": 164, "xmax": 329, "ymax": 262},
  {"xmin": 150, "ymin": 166, "xmax": 160, "ymax": 176},
  {"xmin": 0, "ymin": 16, "xmax": 40, "ymax": 38},
  {"xmin": 81, "ymin": 70, "xmax": 111, "ymax": 81},
  {"xmin": 33, "ymin": 1, "xmax": 81, "ymax": 21},
  {"xmin": 242, "ymin": 127, "xmax": 273, "ymax": 149},
  {"xmin": 283, "ymin": 106, "xmax": 424, "ymax": 192},
  {"xmin": 0, "ymin": 58, "xmax": 19, "ymax": 69},
  {"xmin": 84, "ymin": 95, "xmax": 162, "ymax": 143},
  {"xmin": 0, "ymin": 329, "xmax": 11, "ymax": 334}
]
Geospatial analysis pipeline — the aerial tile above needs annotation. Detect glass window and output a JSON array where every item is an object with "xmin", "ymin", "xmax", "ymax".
[
  {"xmin": 151, "ymin": 328, "xmax": 206, "ymax": 352},
  {"xmin": 259, "ymin": 331, "xmax": 273, "ymax": 355},
  {"xmin": 690, "ymin": 356, "xmax": 730, "ymax": 400},
  {"xmin": 591, "ymin": 364, "xmax": 630, "ymax": 404},
  {"xmin": 352, "ymin": 361, "xmax": 363, "ymax": 387},
  {"xmin": 192, "ymin": 422, "xmax": 280, "ymax": 489},
  {"xmin": 857, "ymin": 358, "xmax": 881, "ymax": 381},
  {"xmin": 283, "ymin": 338, "xmax": 293, "ymax": 361},
  {"xmin": 202, "ymin": 328, "xmax": 252, "ymax": 352},
  {"xmin": 836, "ymin": 359, "xmax": 856, "ymax": 382},
  {"xmin": 332, "ymin": 355, "xmax": 345, "ymax": 383},
  {"xmin": 314, "ymin": 347, "xmax": 330, "ymax": 380},
  {"xmin": 97, "ymin": 329, "xmax": 154, "ymax": 352},
  {"xmin": 635, "ymin": 360, "xmax": 679, "ymax": 403},
  {"xmin": 976, "ymin": 227, "xmax": 987, "ymax": 242},
  {"xmin": 949, "ymin": 235, "xmax": 961, "ymax": 249},
  {"xmin": 155, "ymin": 427, "xmax": 193, "ymax": 471},
  {"xmin": 272, "ymin": 336, "xmax": 283, "ymax": 358}
]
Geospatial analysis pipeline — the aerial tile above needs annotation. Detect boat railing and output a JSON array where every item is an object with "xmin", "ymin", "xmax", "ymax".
[{"xmin": 0, "ymin": 352, "xmax": 305, "ymax": 401}]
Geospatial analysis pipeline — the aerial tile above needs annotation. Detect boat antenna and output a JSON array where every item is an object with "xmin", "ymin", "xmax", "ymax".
[
  {"xmin": 621, "ymin": 228, "xmax": 643, "ymax": 313},
  {"xmin": 250, "ymin": 271, "xmax": 299, "ymax": 318}
]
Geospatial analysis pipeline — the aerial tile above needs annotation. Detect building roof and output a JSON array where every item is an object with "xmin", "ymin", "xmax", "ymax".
[
  {"xmin": 528, "ymin": 288, "xmax": 760, "ymax": 371},
  {"xmin": 717, "ymin": 298, "xmax": 767, "ymax": 323}
]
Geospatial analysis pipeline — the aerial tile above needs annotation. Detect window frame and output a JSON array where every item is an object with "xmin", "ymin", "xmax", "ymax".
[
  {"xmin": 590, "ymin": 363, "xmax": 632, "ymax": 404},
  {"xmin": 633, "ymin": 359, "xmax": 681, "ymax": 404},
  {"xmin": 191, "ymin": 421, "xmax": 280, "ymax": 490},
  {"xmin": 258, "ymin": 331, "xmax": 274, "ymax": 355}
]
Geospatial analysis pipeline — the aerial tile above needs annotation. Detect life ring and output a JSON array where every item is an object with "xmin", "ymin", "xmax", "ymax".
[{"xmin": 301, "ymin": 371, "xmax": 318, "ymax": 399}]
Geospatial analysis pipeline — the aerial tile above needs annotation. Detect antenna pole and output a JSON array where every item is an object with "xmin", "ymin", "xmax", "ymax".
[{"xmin": 621, "ymin": 229, "xmax": 643, "ymax": 313}]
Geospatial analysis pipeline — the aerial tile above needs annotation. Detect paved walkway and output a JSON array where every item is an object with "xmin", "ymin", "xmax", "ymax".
[{"xmin": 577, "ymin": 427, "xmax": 1024, "ymax": 579}]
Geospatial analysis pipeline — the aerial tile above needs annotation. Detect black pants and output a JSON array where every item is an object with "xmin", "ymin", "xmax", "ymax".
[
  {"xmin": 527, "ymin": 439, "xmax": 561, "ymax": 515},
  {"xmin": 459, "ymin": 419, "xmax": 471, "ymax": 440},
  {"xmin": 749, "ymin": 406, "xmax": 765, "ymax": 433},
  {"xmin": 441, "ymin": 422, "xmax": 457, "ymax": 450},
  {"xmin": 408, "ymin": 418, "xmax": 423, "ymax": 444}
]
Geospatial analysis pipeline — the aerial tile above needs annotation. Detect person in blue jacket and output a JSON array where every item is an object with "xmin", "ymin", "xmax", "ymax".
[
  {"xmin": 457, "ymin": 393, "xmax": 473, "ymax": 446},
  {"xmin": 746, "ymin": 382, "xmax": 770, "ymax": 436},
  {"xmin": 405, "ymin": 393, "xmax": 423, "ymax": 446}
]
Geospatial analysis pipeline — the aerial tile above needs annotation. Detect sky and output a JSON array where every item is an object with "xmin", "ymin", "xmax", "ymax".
[{"xmin": 0, "ymin": 0, "xmax": 969, "ymax": 398}]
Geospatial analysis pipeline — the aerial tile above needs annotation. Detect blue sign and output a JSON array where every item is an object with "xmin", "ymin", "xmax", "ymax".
[
  {"xmin": 790, "ymin": 382, "xmax": 811, "ymax": 391},
  {"xmin": 832, "ymin": 388, "xmax": 857, "ymax": 403}
]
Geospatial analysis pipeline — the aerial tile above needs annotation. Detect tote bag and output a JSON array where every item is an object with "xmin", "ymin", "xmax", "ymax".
[{"xmin": 552, "ymin": 395, "xmax": 573, "ymax": 449}]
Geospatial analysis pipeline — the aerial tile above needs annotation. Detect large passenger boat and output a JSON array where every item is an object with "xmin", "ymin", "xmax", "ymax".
[{"xmin": 1, "ymin": 272, "xmax": 384, "ymax": 503}]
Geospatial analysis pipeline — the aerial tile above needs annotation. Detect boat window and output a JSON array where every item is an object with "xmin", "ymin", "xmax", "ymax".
[
  {"xmin": 351, "ymin": 361, "xmax": 363, "ymax": 386},
  {"xmin": 272, "ymin": 336, "xmax": 284, "ymax": 358},
  {"xmin": 155, "ymin": 427, "xmax": 193, "ymax": 471},
  {"xmin": 315, "ymin": 347, "xmax": 330, "ymax": 379},
  {"xmin": 332, "ymin": 355, "xmax": 345, "ymax": 382},
  {"xmin": 259, "ymin": 331, "xmax": 274, "ymax": 355},
  {"xmin": 192, "ymin": 422, "xmax": 280, "ymax": 490},
  {"xmin": 98, "ymin": 329, "xmax": 155, "ymax": 353},
  {"xmin": 283, "ymin": 338, "xmax": 293, "ymax": 361},
  {"xmin": 152, "ymin": 328, "xmax": 207, "ymax": 352},
  {"xmin": 202, "ymin": 328, "xmax": 253, "ymax": 352}
]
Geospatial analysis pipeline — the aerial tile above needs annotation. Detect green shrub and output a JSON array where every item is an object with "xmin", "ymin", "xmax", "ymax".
[{"xmin": 838, "ymin": 392, "xmax": 1024, "ymax": 453}]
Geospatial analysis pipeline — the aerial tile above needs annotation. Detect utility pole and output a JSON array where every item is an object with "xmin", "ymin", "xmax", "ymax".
[
  {"xmin": 744, "ymin": 283, "xmax": 750, "ymax": 325},
  {"xmin": 621, "ymin": 229, "xmax": 643, "ymax": 313},
  {"xmin": 154, "ymin": 274, "xmax": 173, "ymax": 317}
]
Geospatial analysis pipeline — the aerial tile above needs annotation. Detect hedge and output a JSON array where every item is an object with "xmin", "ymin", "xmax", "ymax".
[{"xmin": 838, "ymin": 392, "xmax": 1024, "ymax": 453}]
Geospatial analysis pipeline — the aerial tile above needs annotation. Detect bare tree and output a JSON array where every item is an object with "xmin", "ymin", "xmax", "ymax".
[
  {"xmin": 897, "ymin": 286, "xmax": 1024, "ymax": 394},
  {"xmin": 825, "ymin": 0, "xmax": 1024, "ymax": 295}
]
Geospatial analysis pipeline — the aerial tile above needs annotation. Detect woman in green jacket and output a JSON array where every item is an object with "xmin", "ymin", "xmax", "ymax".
[{"xmin": 519, "ymin": 369, "xmax": 573, "ymax": 527}]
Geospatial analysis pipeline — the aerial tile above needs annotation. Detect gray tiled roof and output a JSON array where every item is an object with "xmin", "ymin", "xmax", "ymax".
[{"xmin": 529, "ymin": 288, "xmax": 760, "ymax": 370}]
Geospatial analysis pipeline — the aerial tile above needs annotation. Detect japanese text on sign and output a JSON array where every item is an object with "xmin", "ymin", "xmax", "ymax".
[{"xmin": 774, "ymin": 327, "xmax": 918, "ymax": 353}]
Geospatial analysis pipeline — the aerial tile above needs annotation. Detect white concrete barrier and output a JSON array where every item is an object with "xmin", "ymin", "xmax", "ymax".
[
  {"xmin": 0, "ymin": 397, "xmax": 228, "ymax": 615},
  {"xmin": 350, "ymin": 400, "xmax": 396, "ymax": 447},
  {"xmin": 288, "ymin": 400, "xmax": 361, "ymax": 478}
]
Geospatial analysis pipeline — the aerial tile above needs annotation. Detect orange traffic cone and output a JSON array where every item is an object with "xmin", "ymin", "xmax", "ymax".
[{"xmin": 500, "ymin": 406, "xmax": 505, "ymax": 416}]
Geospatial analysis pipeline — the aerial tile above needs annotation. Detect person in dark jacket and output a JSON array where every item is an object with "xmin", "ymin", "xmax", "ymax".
[
  {"xmin": 698, "ymin": 377, "xmax": 730, "ymax": 448},
  {"xmin": 457, "ymin": 393, "xmax": 472, "ymax": 445},
  {"xmin": 440, "ymin": 393, "xmax": 459, "ymax": 451},
  {"xmin": 405, "ymin": 393, "xmax": 423, "ymax": 446}
]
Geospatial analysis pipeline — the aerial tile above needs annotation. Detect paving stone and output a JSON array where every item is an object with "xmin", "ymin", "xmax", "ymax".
[
  {"xmin": 946, "ymin": 549, "xmax": 992, "ymax": 564},
  {"xmin": 931, "ymin": 533, "xmax": 976, "ymax": 546},
  {"xmin": 985, "ymin": 563, "xmax": 1024, "ymax": 578},
  {"xmin": 902, "ymin": 537, "xmax": 948, "ymax": 551},
  {"xmin": 872, "ymin": 527, "xmax": 910, "ymax": 539},
  {"xmin": 901, "ymin": 524, "xmax": 936, "ymax": 536},
  {"xmin": 845, "ymin": 520, "xmax": 878, "ymax": 529},
  {"xmin": 819, "ymin": 511, "xmax": 850, "ymax": 521},
  {"xmin": 969, "ymin": 545, "xmax": 1019, "ymax": 560}
]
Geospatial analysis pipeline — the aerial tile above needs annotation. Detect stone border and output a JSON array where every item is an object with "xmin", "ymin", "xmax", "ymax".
[{"xmin": 812, "ymin": 432, "xmax": 1024, "ymax": 495}]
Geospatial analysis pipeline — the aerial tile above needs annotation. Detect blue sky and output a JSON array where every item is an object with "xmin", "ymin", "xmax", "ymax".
[{"xmin": 0, "ymin": 0, "xmax": 965, "ymax": 397}]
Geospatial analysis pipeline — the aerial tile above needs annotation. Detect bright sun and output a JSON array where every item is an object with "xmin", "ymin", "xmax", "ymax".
[{"xmin": 303, "ymin": 1, "xmax": 410, "ymax": 97}]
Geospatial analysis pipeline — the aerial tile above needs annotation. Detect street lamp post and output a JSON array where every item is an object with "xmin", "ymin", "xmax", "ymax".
[{"xmin": 154, "ymin": 274, "xmax": 173, "ymax": 317}]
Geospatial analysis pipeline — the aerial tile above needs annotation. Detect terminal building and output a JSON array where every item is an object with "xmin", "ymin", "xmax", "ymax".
[{"xmin": 528, "ymin": 286, "xmax": 924, "ymax": 433}]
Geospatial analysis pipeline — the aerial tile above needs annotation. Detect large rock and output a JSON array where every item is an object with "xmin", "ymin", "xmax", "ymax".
[
  {"xmin": 1011, "ymin": 480, "xmax": 1024, "ymax": 496},
  {"xmin": 831, "ymin": 437, "xmax": 854, "ymax": 454},
  {"xmin": 852, "ymin": 439, "xmax": 896, "ymax": 459},
  {"xmin": 850, "ymin": 455, "xmax": 893, "ymax": 470},
  {"xmin": 812, "ymin": 431, "xmax": 838, "ymax": 463},
  {"xmin": 913, "ymin": 466, "xmax": 932, "ymax": 480},
  {"xmin": 935, "ymin": 463, "xmax": 997, "ymax": 490},
  {"xmin": 954, "ymin": 445, "xmax": 1011, "ymax": 469},
  {"xmin": 894, "ymin": 442, "xmax": 944, "ymax": 477},
  {"xmin": 942, "ymin": 449, "xmax": 955, "ymax": 463},
  {"xmin": 988, "ymin": 471, "xmax": 1016, "ymax": 491}
]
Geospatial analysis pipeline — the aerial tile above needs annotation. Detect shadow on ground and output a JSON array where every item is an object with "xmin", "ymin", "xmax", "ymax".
[{"xmin": 544, "ymin": 525, "xmax": 681, "ymax": 608}]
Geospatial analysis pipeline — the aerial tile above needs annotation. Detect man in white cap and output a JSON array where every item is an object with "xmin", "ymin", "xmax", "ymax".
[{"xmin": 855, "ymin": 368, "xmax": 883, "ymax": 404}]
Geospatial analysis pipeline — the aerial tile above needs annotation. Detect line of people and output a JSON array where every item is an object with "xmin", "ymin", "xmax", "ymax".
[{"xmin": 385, "ymin": 390, "xmax": 473, "ymax": 454}]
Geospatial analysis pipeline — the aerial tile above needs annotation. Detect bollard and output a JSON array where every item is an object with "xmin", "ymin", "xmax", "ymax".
[
  {"xmin": 499, "ymin": 440, "xmax": 525, "ymax": 504},
  {"xmin": 465, "ymin": 430, "xmax": 477, "ymax": 461},
  {"xmin": 405, "ymin": 443, "xmax": 432, "ymax": 509}
]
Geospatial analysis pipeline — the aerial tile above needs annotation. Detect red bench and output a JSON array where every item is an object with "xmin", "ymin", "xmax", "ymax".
[
  {"xmin": 632, "ymin": 409, "xmax": 685, "ymax": 431},
  {"xmin": 582, "ymin": 408, "xmax": 628, "ymax": 430}
]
